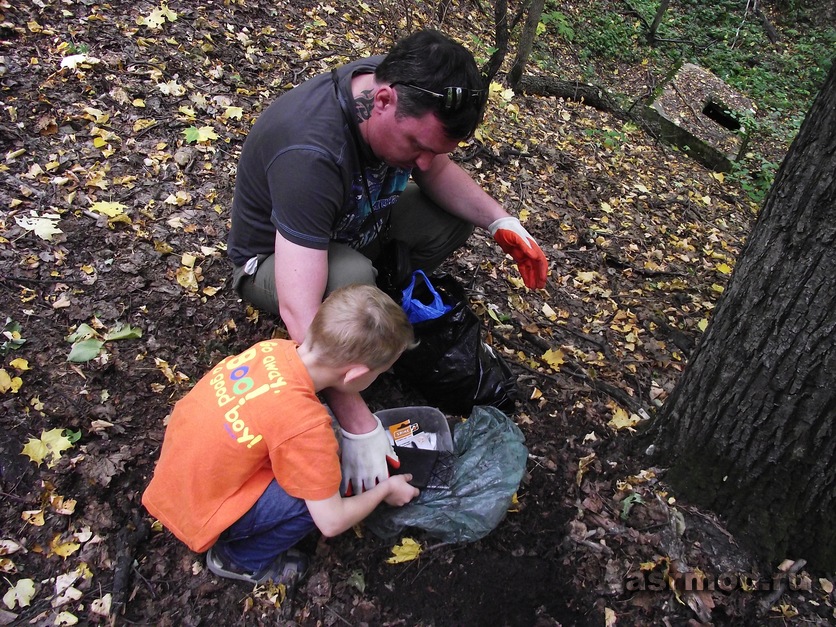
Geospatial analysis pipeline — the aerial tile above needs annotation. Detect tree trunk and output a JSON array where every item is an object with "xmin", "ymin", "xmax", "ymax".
[
  {"xmin": 648, "ymin": 59, "xmax": 836, "ymax": 571},
  {"xmin": 516, "ymin": 75, "xmax": 627, "ymax": 118},
  {"xmin": 647, "ymin": 0, "xmax": 670, "ymax": 44},
  {"xmin": 482, "ymin": 0, "xmax": 509, "ymax": 84},
  {"xmin": 507, "ymin": 0, "xmax": 545, "ymax": 89}
]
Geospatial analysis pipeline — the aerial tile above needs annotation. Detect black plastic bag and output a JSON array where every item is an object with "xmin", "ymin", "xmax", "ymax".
[
  {"xmin": 394, "ymin": 272, "xmax": 517, "ymax": 415},
  {"xmin": 365, "ymin": 406, "xmax": 528, "ymax": 544}
]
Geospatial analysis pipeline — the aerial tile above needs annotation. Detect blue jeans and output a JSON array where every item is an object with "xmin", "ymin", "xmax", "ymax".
[{"xmin": 213, "ymin": 480, "xmax": 315, "ymax": 572}]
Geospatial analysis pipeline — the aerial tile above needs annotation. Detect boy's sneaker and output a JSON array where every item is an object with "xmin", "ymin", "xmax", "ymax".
[{"xmin": 206, "ymin": 545, "xmax": 309, "ymax": 587}]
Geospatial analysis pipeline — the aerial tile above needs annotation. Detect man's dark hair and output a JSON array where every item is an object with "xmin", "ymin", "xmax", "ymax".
[{"xmin": 375, "ymin": 30, "xmax": 487, "ymax": 140}]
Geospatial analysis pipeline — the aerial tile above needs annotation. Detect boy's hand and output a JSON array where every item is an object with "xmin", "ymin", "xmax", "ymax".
[
  {"xmin": 340, "ymin": 416, "xmax": 399, "ymax": 496},
  {"xmin": 383, "ymin": 474, "xmax": 420, "ymax": 506}
]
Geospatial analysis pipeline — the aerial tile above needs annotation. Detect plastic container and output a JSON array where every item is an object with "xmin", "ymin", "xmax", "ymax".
[
  {"xmin": 376, "ymin": 406, "xmax": 454, "ymax": 489},
  {"xmin": 376, "ymin": 406, "xmax": 453, "ymax": 451}
]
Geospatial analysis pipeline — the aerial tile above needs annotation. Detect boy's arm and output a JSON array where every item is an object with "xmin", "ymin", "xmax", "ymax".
[{"xmin": 305, "ymin": 474, "xmax": 419, "ymax": 538}]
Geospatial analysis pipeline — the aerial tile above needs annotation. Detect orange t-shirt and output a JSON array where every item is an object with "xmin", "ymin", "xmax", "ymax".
[{"xmin": 142, "ymin": 340, "xmax": 340, "ymax": 552}]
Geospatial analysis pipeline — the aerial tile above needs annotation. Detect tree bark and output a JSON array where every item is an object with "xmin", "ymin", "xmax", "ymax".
[
  {"xmin": 647, "ymin": 0, "xmax": 670, "ymax": 44},
  {"xmin": 516, "ymin": 75, "xmax": 627, "ymax": 118},
  {"xmin": 507, "ymin": 0, "xmax": 545, "ymax": 88},
  {"xmin": 648, "ymin": 59, "xmax": 836, "ymax": 571},
  {"xmin": 482, "ymin": 0, "xmax": 509, "ymax": 84}
]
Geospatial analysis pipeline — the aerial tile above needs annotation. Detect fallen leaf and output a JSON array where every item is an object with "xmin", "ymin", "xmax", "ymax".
[
  {"xmin": 386, "ymin": 537, "xmax": 422, "ymax": 564},
  {"xmin": 21, "ymin": 428, "xmax": 73, "ymax": 468},
  {"xmin": 21, "ymin": 510, "xmax": 44, "ymax": 526},
  {"xmin": 608, "ymin": 406, "xmax": 641, "ymax": 432},
  {"xmin": 0, "ymin": 369, "xmax": 23, "ymax": 394},
  {"xmin": 542, "ymin": 348, "xmax": 565, "ymax": 370},
  {"xmin": 0, "ymin": 541, "xmax": 23, "ymax": 556},
  {"xmin": 2, "ymin": 578, "xmax": 35, "ymax": 610},
  {"xmin": 183, "ymin": 125, "xmax": 218, "ymax": 143},
  {"xmin": 89, "ymin": 201, "xmax": 127, "ymax": 218},
  {"xmin": 89, "ymin": 594, "xmax": 112, "ymax": 617},
  {"xmin": 14, "ymin": 213, "xmax": 62, "ymax": 241}
]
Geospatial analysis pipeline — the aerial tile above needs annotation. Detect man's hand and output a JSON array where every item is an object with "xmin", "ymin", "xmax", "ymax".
[
  {"xmin": 340, "ymin": 416, "xmax": 400, "ymax": 496},
  {"xmin": 489, "ymin": 217, "xmax": 548, "ymax": 289}
]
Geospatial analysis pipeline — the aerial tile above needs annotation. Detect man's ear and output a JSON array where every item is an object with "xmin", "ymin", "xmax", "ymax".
[
  {"xmin": 342, "ymin": 364, "xmax": 371, "ymax": 386},
  {"xmin": 375, "ymin": 84, "xmax": 395, "ymax": 111}
]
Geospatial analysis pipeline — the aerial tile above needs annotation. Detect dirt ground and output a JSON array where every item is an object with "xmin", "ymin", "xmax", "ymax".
[{"xmin": 2, "ymin": 0, "xmax": 835, "ymax": 625}]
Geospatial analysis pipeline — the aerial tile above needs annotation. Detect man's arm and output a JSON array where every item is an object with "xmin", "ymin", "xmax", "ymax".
[
  {"xmin": 273, "ymin": 233, "xmax": 380, "ymax": 434},
  {"xmin": 414, "ymin": 154, "xmax": 548, "ymax": 289},
  {"xmin": 305, "ymin": 474, "xmax": 418, "ymax": 538},
  {"xmin": 273, "ymin": 232, "xmax": 328, "ymax": 342},
  {"xmin": 412, "ymin": 154, "xmax": 507, "ymax": 228}
]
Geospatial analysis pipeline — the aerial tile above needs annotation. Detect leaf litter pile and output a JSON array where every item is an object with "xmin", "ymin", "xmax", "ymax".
[{"xmin": 1, "ymin": 0, "xmax": 834, "ymax": 625}]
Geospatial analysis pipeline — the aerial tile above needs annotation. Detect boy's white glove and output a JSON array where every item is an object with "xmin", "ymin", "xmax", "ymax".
[{"xmin": 340, "ymin": 416, "xmax": 400, "ymax": 496}]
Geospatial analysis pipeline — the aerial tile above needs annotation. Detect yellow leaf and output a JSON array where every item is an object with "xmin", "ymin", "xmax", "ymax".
[
  {"xmin": 576, "ymin": 271, "xmax": 597, "ymax": 283},
  {"xmin": 3, "ymin": 577, "xmax": 36, "ymax": 609},
  {"xmin": 608, "ymin": 406, "xmax": 641, "ymax": 432},
  {"xmin": 711, "ymin": 283, "xmax": 725, "ymax": 293},
  {"xmin": 176, "ymin": 267, "xmax": 198, "ymax": 291},
  {"xmin": 21, "ymin": 510, "xmax": 45, "ymax": 526},
  {"xmin": 54, "ymin": 611, "xmax": 78, "ymax": 625},
  {"xmin": 89, "ymin": 201, "xmax": 126, "ymax": 217},
  {"xmin": 716, "ymin": 262, "xmax": 732, "ymax": 275},
  {"xmin": 21, "ymin": 438, "xmax": 48, "ymax": 466},
  {"xmin": 710, "ymin": 172, "xmax": 725, "ymax": 183},
  {"xmin": 697, "ymin": 318, "xmax": 709, "ymax": 332},
  {"xmin": 386, "ymin": 537, "xmax": 421, "ymax": 564},
  {"xmin": 181, "ymin": 252, "xmax": 197, "ymax": 268},
  {"xmin": 223, "ymin": 106, "xmax": 243, "ymax": 120},
  {"xmin": 0, "ymin": 369, "xmax": 23, "ymax": 394},
  {"xmin": 576, "ymin": 452, "xmax": 596, "ymax": 486},
  {"xmin": 507, "ymin": 275, "xmax": 525, "ymax": 289},
  {"xmin": 21, "ymin": 428, "xmax": 73, "ymax": 468},
  {"xmin": 542, "ymin": 348, "xmax": 565, "ymax": 370},
  {"xmin": 541, "ymin": 303, "xmax": 557, "ymax": 320},
  {"xmin": 50, "ymin": 494, "xmax": 77, "ymax": 515},
  {"xmin": 50, "ymin": 535, "xmax": 80, "ymax": 559},
  {"xmin": 132, "ymin": 118, "xmax": 157, "ymax": 132},
  {"xmin": 133, "ymin": 98, "xmax": 146, "ymax": 107}
]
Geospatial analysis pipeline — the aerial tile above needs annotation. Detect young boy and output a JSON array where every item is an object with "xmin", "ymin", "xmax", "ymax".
[{"xmin": 142, "ymin": 284, "xmax": 419, "ymax": 586}]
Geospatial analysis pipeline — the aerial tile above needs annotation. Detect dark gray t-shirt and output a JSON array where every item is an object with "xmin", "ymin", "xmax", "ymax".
[{"xmin": 227, "ymin": 56, "xmax": 411, "ymax": 267}]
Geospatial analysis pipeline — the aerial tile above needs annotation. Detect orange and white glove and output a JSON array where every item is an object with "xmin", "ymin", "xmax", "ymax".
[
  {"xmin": 340, "ymin": 416, "xmax": 400, "ymax": 496},
  {"xmin": 489, "ymin": 217, "xmax": 548, "ymax": 289}
]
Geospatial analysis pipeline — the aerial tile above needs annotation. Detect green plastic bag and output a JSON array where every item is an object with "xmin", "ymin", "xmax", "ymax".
[{"xmin": 365, "ymin": 406, "xmax": 527, "ymax": 544}]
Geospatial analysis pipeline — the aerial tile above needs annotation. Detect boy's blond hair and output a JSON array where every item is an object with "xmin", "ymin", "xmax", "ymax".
[{"xmin": 305, "ymin": 285, "xmax": 416, "ymax": 370}]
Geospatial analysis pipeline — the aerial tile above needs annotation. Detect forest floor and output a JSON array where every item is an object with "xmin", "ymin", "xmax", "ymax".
[{"xmin": 1, "ymin": 0, "xmax": 834, "ymax": 625}]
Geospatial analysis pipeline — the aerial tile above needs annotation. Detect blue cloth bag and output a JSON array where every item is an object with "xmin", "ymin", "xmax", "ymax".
[{"xmin": 400, "ymin": 270, "xmax": 452, "ymax": 324}]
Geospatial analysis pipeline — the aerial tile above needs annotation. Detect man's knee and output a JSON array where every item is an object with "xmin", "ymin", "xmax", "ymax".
[{"xmin": 325, "ymin": 244, "xmax": 376, "ymax": 294}]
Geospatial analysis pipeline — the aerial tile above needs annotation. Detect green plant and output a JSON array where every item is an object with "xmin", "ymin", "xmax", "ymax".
[
  {"xmin": 584, "ymin": 127, "xmax": 627, "ymax": 150},
  {"xmin": 65, "ymin": 41, "xmax": 90, "ymax": 54},
  {"xmin": 541, "ymin": 10, "xmax": 575, "ymax": 41},
  {"xmin": 728, "ymin": 156, "xmax": 780, "ymax": 205}
]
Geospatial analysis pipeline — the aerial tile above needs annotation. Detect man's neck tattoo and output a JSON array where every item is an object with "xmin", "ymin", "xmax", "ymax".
[{"xmin": 354, "ymin": 89, "xmax": 375, "ymax": 122}]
